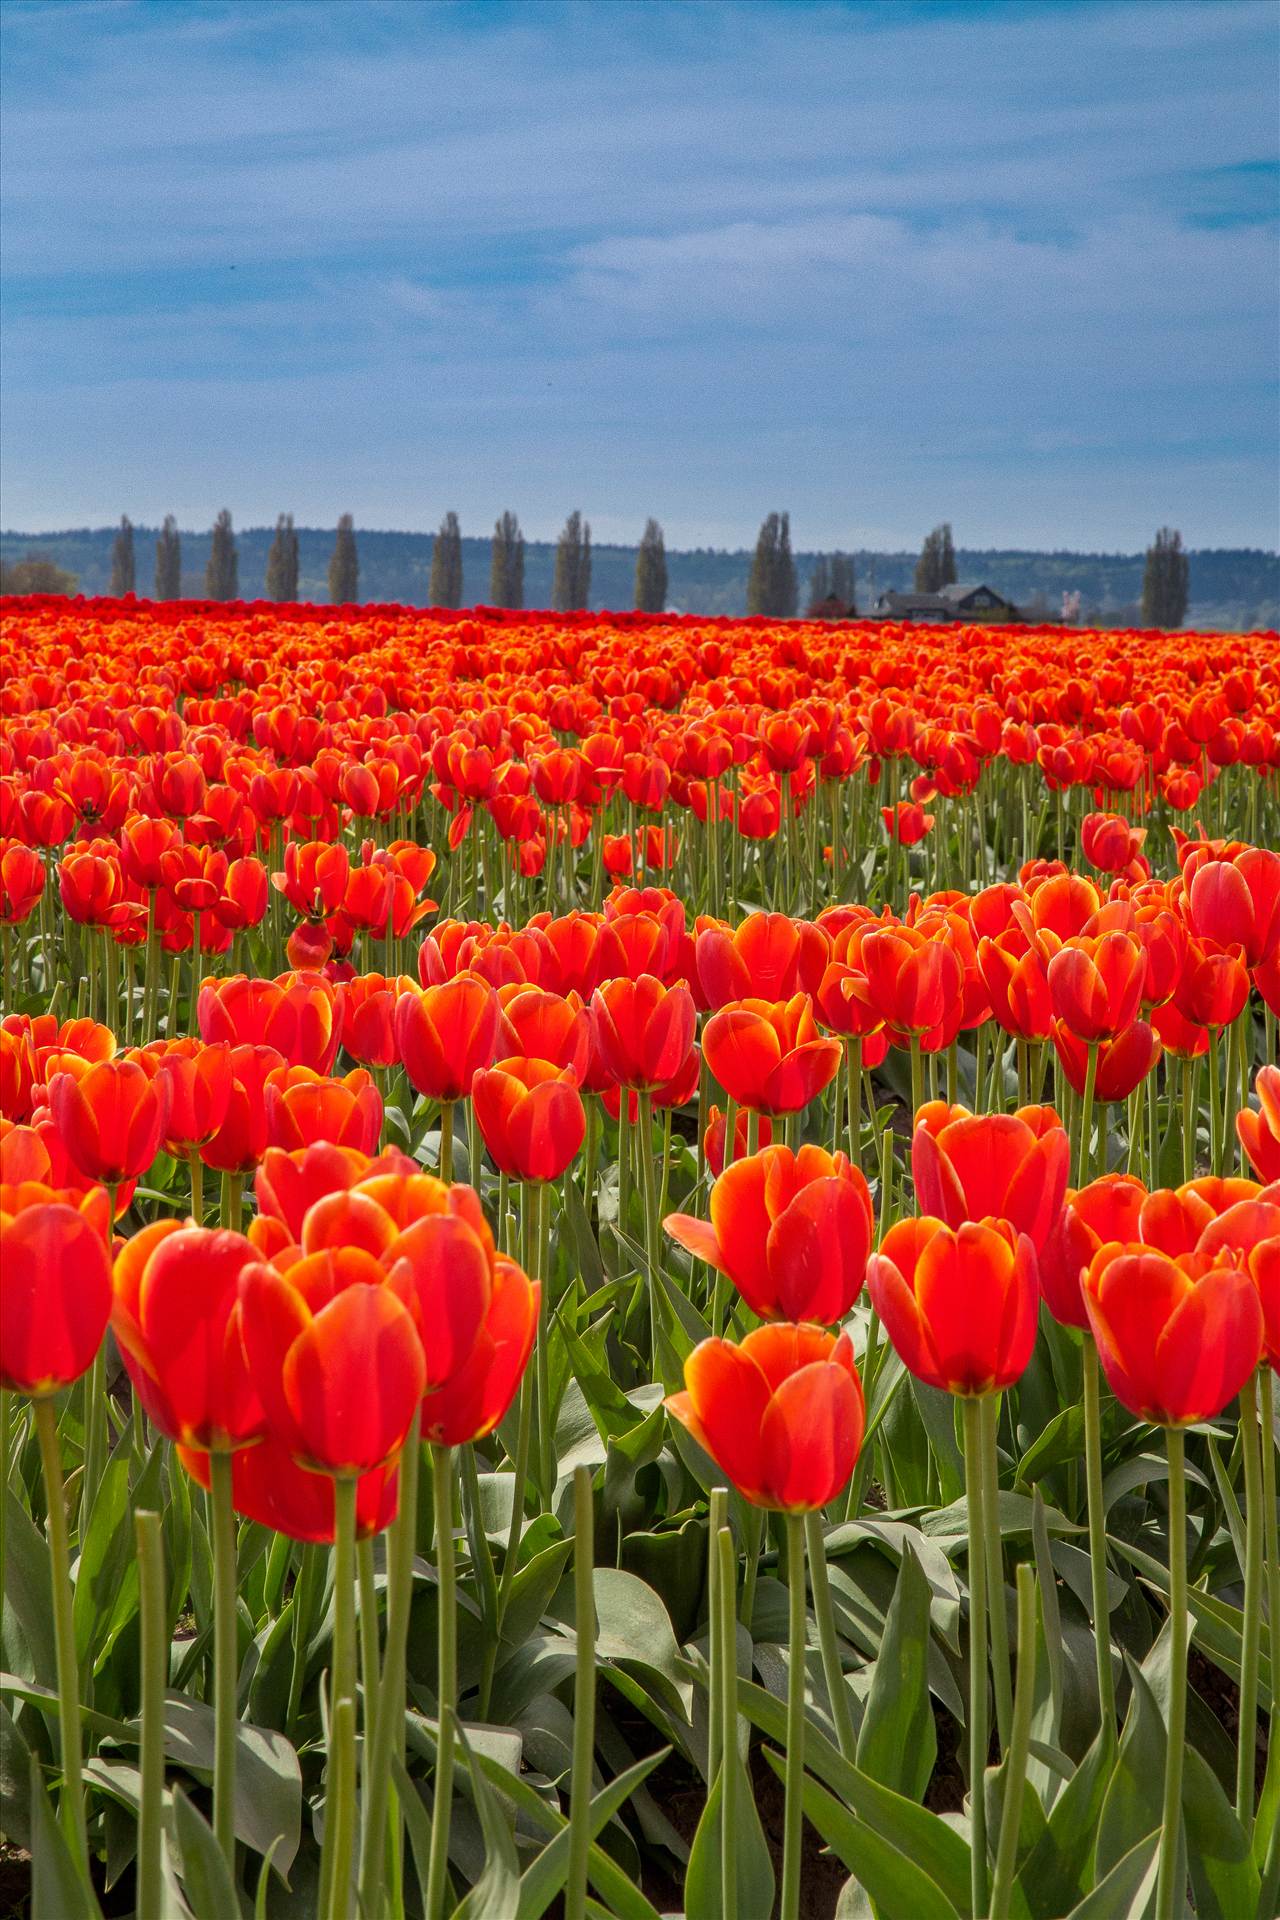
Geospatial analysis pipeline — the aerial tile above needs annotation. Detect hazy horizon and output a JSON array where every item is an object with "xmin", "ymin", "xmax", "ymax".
[{"xmin": 3, "ymin": 0, "xmax": 1278, "ymax": 549}]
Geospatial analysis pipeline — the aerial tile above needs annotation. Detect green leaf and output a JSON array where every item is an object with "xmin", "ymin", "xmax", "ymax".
[
  {"xmin": 683, "ymin": 1755, "xmax": 775, "ymax": 1920},
  {"xmin": 1015, "ymin": 1403, "xmax": 1086, "ymax": 1490},
  {"xmin": 1095, "ymin": 1659, "xmax": 1165, "ymax": 1880},
  {"xmin": 452, "ymin": 1719, "xmax": 522, "ymax": 1920},
  {"xmin": 1062, "ymin": 1830, "xmax": 1159, "ymax": 1919},
  {"xmin": 0, "ymin": 1700, "xmax": 33, "ymax": 1850},
  {"xmin": 761, "ymin": 1754, "xmax": 962, "ymax": 1920},
  {"xmin": 2, "ymin": 1488, "xmax": 58, "ymax": 1691},
  {"xmin": 512, "ymin": 1748, "xmax": 665, "ymax": 1920},
  {"xmin": 171, "ymin": 1783, "xmax": 239, "ymax": 1920},
  {"xmin": 923, "ymin": 1490, "xmax": 1081, "ymax": 1543},
  {"xmin": 855, "ymin": 1542, "xmax": 936, "ymax": 1803},
  {"xmin": 1180, "ymin": 1743, "xmax": 1259, "ymax": 1920},
  {"xmin": 158, "ymin": 1691, "xmax": 301, "ymax": 1876},
  {"xmin": 736, "ymin": 1676, "xmax": 972, "ymax": 1915},
  {"xmin": 29, "ymin": 1753, "xmax": 103, "ymax": 1920}
]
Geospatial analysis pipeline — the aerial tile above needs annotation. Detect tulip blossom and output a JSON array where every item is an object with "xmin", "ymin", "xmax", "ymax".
[
  {"xmin": 0, "ymin": 1196, "xmax": 113, "ymax": 1395},
  {"xmin": 911, "ymin": 1101, "xmax": 1069, "ymax": 1251},
  {"xmin": 1039, "ymin": 1173, "xmax": 1148, "ymax": 1328},
  {"xmin": 868, "ymin": 1216, "xmax": 1039, "ymax": 1397},
  {"xmin": 178, "ymin": 1436, "xmax": 398, "ymax": 1543},
  {"xmin": 667, "ymin": 1143, "xmax": 873, "ymax": 1324},
  {"xmin": 264, "ymin": 1064, "xmax": 383, "ymax": 1154},
  {"xmin": 1052, "ymin": 1019, "xmax": 1160, "ymax": 1102},
  {"xmin": 1081, "ymin": 1242, "xmax": 1264, "ymax": 1424},
  {"xmin": 472, "ymin": 1056, "xmax": 586, "ymax": 1182},
  {"xmin": 589, "ymin": 974, "xmax": 697, "ymax": 1091},
  {"xmin": 48, "ymin": 1058, "xmax": 171, "ymax": 1187},
  {"xmin": 666, "ymin": 1324, "xmax": 864, "ymax": 1510},
  {"xmin": 1238, "ymin": 1065, "xmax": 1280, "ymax": 1183},
  {"xmin": 702, "ymin": 1104, "xmax": 773, "ymax": 1176},
  {"xmin": 1046, "ymin": 931, "xmax": 1146, "ymax": 1040},
  {"xmin": 702, "ymin": 993, "xmax": 841, "ymax": 1115},
  {"xmin": 394, "ymin": 974, "xmax": 500, "ymax": 1102}
]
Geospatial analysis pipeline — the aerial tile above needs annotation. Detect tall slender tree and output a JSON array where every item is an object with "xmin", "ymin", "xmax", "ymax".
[
  {"xmin": 328, "ymin": 514, "xmax": 359, "ymax": 604},
  {"xmin": 915, "ymin": 523, "xmax": 957, "ymax": 593},
  {"xmin": 265, "ymin": 513, "xmax": 299, "ymax": 601},
  {"xmin": 154, "ymin": 516, "xmax": 182, "ymax": 601},
  {"xmin": 830, "ymin": 551, "xmax": 856, "ymax": 612},
  {"xmin": 806, "ymin": 555, "xmax": 831, "ymax": 611},
  {"xmin": 553, "ymin": 510, "xmax": 592, "ymax": 611},
  {"xmin": 634, "ymin": 518, "xmax": 668, "ymax": 613},
  {"xmin": 747, "ymin": 511, "xmax": 798, "ymax": 616},
  {"xmin": 205, "ymin": 510, "xmax": 238, "ymax": 601},
  {"xmin": 429, "ymin": 512, "xmax": 464, "ymax": 608},
  {"xmin": 1141, "ymin": 527, "xmax": 1189, "ymax": 629},
  {"xmin": 109, "ymin": 516, "xmax": 135, "ymax": 596},
  {"xmin": 490, "ymin": 511, "xmax": 525, "ymax": 609}
]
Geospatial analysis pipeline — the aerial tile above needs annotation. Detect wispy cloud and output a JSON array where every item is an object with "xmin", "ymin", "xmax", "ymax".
[{"xmin": 1, "ymin": 0, "xmax": 1276, "ymax": 547}]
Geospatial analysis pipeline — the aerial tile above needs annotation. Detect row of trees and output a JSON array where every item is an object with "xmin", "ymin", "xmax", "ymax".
[{"xmin": 78, "ymin": 513, "xmax": 1192, "ymax": 629}]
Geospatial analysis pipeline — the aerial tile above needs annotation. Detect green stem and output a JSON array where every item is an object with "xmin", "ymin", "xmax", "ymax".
[
  {"xmin": 134, "ymin": 1509, "xmax": 167, "ymax": 1920},
  {"xmin": 565, "ymin": 1466, "xmax": 596, "ymax": 1920},
  {"xmin": 34, "ymin": 1395, "xmax": 90, "ymax": 1884},
  {"xmin": 357, "ymin": 1535, "xmax": 380, "ymax": 1806},
  {"xmin": 188, "ymin": 1149, "xmax": 204, "ymax": 1227},
  {"xmin": 531, "ymin": 1181, "xmax": 554, "ymax": 1508},
  {"xmin": 424, "ymin": 1446, "xmax": 457, "ymax": 1920},
  {"xmin": 805, "ymin": 1511, "xmax": 856, "ymax": 1761},
  {"xmin": 1236, "ymin": 1372, "xmax": 1263, "ymax": 1834},
  {"xmin": 1258, "ymin": 1366, "xmax": 1280, "ymax": 1896},
  {"xmin": 780, "ymin": 1511, "xmax": 807, "ymax": 1920},
  {"xmin": 717, "ymin": 1523, "xmax": 739, "ymax": 1920},
  {"xmin": 358, "ymin": 1438, "xmax": 420, "ymax": 1920},
  {"xmin": 80, "ymin": 1345, "xmax": 107, "ymax": 1540},
  {"xmin": 989, "ymin": 1563, "xmax": 1038, "ymax": 1919},
  {"xmin": 1079, "ymin": 1038, "xmax": 1099, "ymax": 1186},
  {"xmin": 322, "ymin": 1476, "xmax": 359, "ymax": 1920},
  {"xmin": 209, "ymin": 1448, "xmax": 240, "ymax": 1878},
  {"xmin": 439, "ymin": 1098, "xmax": 454, "ymax": 1185},
  {"xmin": 982, "ymin": 1395, "xmax": 1013, "ymax": 1754},
  {"xmin": 1154, "ymin": 1427, "xmax": 1187, "ymax": 1920},
  {"xmin": 707, "ymin": 1489, "xmax": 727, "ymax": 1784},
  {"xmin": 638, "ymin": 1088, "xmax": 664, "ymax": 1365},
  {"xmin": 962, "ymin": 1397, "xmax": 990, "ymax": 1918},
  {"xmin": 1082, "ymin": 1341, "xmax": 1116, "ymax": 1737}
]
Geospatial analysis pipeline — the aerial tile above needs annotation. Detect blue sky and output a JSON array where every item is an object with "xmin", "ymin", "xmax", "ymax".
[{"xmin": 2, "ymin": 0, "xmax": 1277, "ymax": 550}]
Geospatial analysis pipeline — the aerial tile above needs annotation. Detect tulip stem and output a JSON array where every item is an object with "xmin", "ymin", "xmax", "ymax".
[
  {"xmin": 188, "ymin": 1149, "xmax": 204, "ymax": 1226},
  {"xmin": 359, "ymin": 1437, "xmax": 419, "ymax": 1920},
  {"xmin": 1257, "ymin": 1365, "xmax": 1280, "ymax": 1898},
  {"xmin": 1079, "ymin": 1039, "xmax": 1099, "ymax": 1185},
  {"xmin": 780, "ymin": 1510, "xmax": 807, "ymax": 1920},
  {"xmin": 981, "ymin": 1394, "xmax": 1013, "ymax": 1753},
  {"xmin": 530, "ymin": 1180, "xmax": 555, "ymax": 1507},
  {"xmin": 717, "ymin": 1521, "xmax": 739, "ymax": 1920},
  {"xmin": 989, "ymin": 1563, "xmax": 1038, "ymax": 1920},
  {"xmin": 209, "ymin": 1447, "xmax": 239, "ymax": 1878},
  {"xmin": 439, "ymin": 1099, "xmax": 454, "ymax": 1183},
  {"xmin": 1236, "ymin": 1371, "xmax": 1263, "ymax": 1835},
  {"xmin": 1081, "ymin": 1340, "xmax": 1116, "ymax": 1737},
  {"xmin": 34, "ymin": 1395, "xmax": 90, "ymax": 1886},
  {"xmin": 1155, "ymin": 1426, "xmax": 1188, "ymax": 1920},
  {"xmin": 961, "ymin": 1396, "xmax": 990, "ymax": 1918},
  {"xmin": 638, "ymin": 1089, "xmax": 665, "ymax": 1362},
  {"xmin": 425, "ymin": 1445, "xmax": 457, "ymax": 1920},
  {"xmin": 566, "ymin": 1465, "xmax": 596, "ymax": 1920},
  {"xmin": 805, "ymin": 1510, "xmax": 856, "ymax": 1761},
  {"xmin": 134, "ymin": 1509, "xmax": 166, "ymax": 1920},
  {"xmin": 908, "ymin": 1036, "xmax": 924, "ymax": 1131}
]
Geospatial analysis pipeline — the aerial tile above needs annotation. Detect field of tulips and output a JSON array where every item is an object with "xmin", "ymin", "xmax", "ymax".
[{"xmin": 1, "ymin": 592, "xmax": 1278, "ymax": 1920}]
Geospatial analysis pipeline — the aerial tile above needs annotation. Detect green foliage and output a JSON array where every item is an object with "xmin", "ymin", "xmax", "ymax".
[
  {"xmin": 916, "ymin": 522, "xmax": 958, "ymax": 592},
  {"xmin": 746, "ymin": 511, "xmax": 798, "ymax": 616},
  {"xmin": 0, "ymin": 554, "xmax": 78, "ymax": 596},
  {"xmin": 327, "ymin": 512, "xmax": 359, "ymax": 605},
  {"xmin": 553, "ymin": 510, "xmax": 592, "ymax": 611},
  {"xmin": 204, "ymin": 509, "xmax": 238, "ymax": 601},
  {"xmin": 264, "ymin": 513, "xmax": 299, "ymax": 601},
  {"xmin": 108, "ymin": 517, "xmax": 134, "ymax": 597},
  {"xmin": 634, "ymin": 518, "xmax": 668, "ymax": 613},
  {"xmin": 430, "ymin": 510, "xmax": 465, "ymax": 608},
  {"xmin": 153, "ymin": 515, "xmax": 181, "ymax": 601}
]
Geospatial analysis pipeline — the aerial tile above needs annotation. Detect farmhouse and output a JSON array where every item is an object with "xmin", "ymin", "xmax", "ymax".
[{"xmin": 873, "ymin": 582, "xmax": 1022, "ymax": 621}]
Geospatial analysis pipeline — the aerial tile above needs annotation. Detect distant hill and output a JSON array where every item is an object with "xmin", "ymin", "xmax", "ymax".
[{"xmin": 2, "ymin": 526, "xmax": 1276, "ymax": 630}]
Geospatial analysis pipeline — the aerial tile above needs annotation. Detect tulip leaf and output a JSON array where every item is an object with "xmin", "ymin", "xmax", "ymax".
[
  {"xmin": 29, "ymin": 1753, "xmax": 104, "ymax": 1920},
  {"xmin": 1014, "ymin": 1403, "xmax": 1086, "ymax": 1489},
  {"xmin": 157, "ymin": 1692, "xmax": 301, "ymax": 1876},
  {"xmin": 171, "ymin": 1783, "xmax": 240, "ymax": 1920},
  {"xmin": 1095, "ymin": 1657, "xmax": 1165, "ymax": 1879},
  {"xmin": 0, "ymin": 1702, "xmax": 33, "ymax": 1851},
  {"xmin": 856, "ymin": 1542, "xmax": 936, "ymax": 1803},
  {"xmin": 1062, "ymin": 1830, "xmax": 1160, "ymax": 1919},
  {"xmin": 683, "ymin": 1754, "xmax": 775, "ymax": 1920},
  {"xmin": 2, "ymin": 1489, "xmax": 58, "ymax": 1692},
  {"xmin": 1180, "ymin": 1743, "xmax": 1259, "ymax": 1920},
  {"xmin": 449, "ymin": 1719, "xmax": 522, "ymax": 1920},
  {"xmin": 511, "ymin": 1748, "xmax": 666, "ymax": 1920},
  {"xmin": 761, "ymin": 1751, "xmax": 963, "ymax": 1920},
  {"xmin": 923, "ymin": 1490, "xmax": 1081, "ymax": 1543}
]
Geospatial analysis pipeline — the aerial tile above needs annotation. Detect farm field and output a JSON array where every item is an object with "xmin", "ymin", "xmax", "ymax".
[{"xmin": 1, "ymin": 593, "xmax": 1278, "ymax": 1920}]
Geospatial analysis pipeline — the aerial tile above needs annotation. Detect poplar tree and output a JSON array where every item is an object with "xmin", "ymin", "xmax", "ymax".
[
  {"xmin": 915, "ymin": 523, "xmax": 957, "ymax": 593},
  {"xmin": 109, "ymin": 516, "xmax": 135, "ymax": 596},
  {"xmin": 328, "ymin": 514, "xmax": 359, "ymax": 604},
  {"xmin": 807, "ymin": 555, "xmax": 831, "ymax": 609},
  {"xmin": 747, "ymin": 511, "xmax": 798, "ymax": 616},
  {"xmin": 205, "ymin": 510, "xmax": 238, "ymax": 601},
  {"xmin": 490, "ymin": 511, "xmax": 525, "ymax": 609},
  {"xmin": 429, "ymin": 511, "xmax": 464, "ymax": 607},
  {"xmin": 265, "ymin": 513, "xmax": 299, "ymax": 601},
  {"xmin": 830, "ymin": 551, "xmax": 856, "ymax": 611},
  {"xmin": 553, "ymin": 510, "xmax": 592, "ymax": 611},
  {"xmin": 155, "ymin": 516, "xmax": 182, "ymax": 601},
  {"xmin": 635, "ymin": 518, "xmax": 668, "ymax": 612},
  {"xmin": 1141, "ymin": 527, "xmax": 1190, "ymax": 629}
]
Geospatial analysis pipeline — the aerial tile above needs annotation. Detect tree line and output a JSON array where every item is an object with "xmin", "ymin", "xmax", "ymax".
[{"xmin": 2, "ymin": 512, "xmax": 1192, "ymax": 629}]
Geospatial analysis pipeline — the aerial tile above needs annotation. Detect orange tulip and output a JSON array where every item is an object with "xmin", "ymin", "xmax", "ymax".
[
  {"xmin": 0, "ymin": 1198, "xmax": 113, "ymax": 1395},
  {"xmin": 472, "ymin": 1056, "xmax": 585, "ymax": 1182},
  {"xmin": 589, "ymin": 974, "xmax": 697, "ymax": 1091},
  {"xmin": 911, "ymin": 1102, "xmax": 1069, "ymax": 1252},
  {"xmin": 178, "ymin": 1437, "xmax": 398, "ymax": 1544},
  {"xmin": 146, "ymin": 1039, "xmax": 235, "ymax": 1153},
  {"xmin": 867, "ymin": 1216, "xmax": 1038, "ymax": 1396},
  {"xmin": 702, "ymin": 1104, "xmax": 773, "ymax": 1176},
  {"xmin": 264, "ymin": 1064, "xmax": 383, "ymax": 1154},
  {"xmin": 860, "ymin": 924, "xmax": 964, "ymax": 1039},
  {"xmin": 1238, "ymin": 1066, "xmax": 1280, "ymax": 1183},
  {"xmin": 666, "ymin": 1323, "xmax": 864, "ymax": 1510},
  {"xmin": 394, "ymin": 974, "xmax": 499, "ymax": 1101},
  {"xmin": 1046, "ymin": 931, "xmax": 1146, "ymax": 1040},
  {"xmin": 197, "ymin": 972, "xmax": 339, "ymax": 1072},
  {"xmin": 693, "ymin": 913, "xmax": 827, "ymax": 1011},
  {"xmin": 1052, "ymin": 1019, "xmax": 1160, "ymax": 1102},
  {"xmin": 1081, "ymin": 1242, "xmax": 1263, "ymax": 1424},
  {"xmin": 666, "ymin": 1144, "xmax": 872, "ymax": 1324},
  {"xmin": 702, "ymin": 993, "xmax": 841, "ymax": 1115},
  {"xmin": 1039, "ymin": 1173, "xmax": 1148, "ymax": 1328},
  {"xmin": 496, "ymin": 985, "xmax": 591, "ymax": 1082},
  {"xmin": 48, "ymin": 1058, "xmax": 171, "ymax": 1185}
]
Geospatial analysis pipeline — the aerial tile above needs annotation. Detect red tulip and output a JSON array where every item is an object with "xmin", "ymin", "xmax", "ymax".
[
  {"xmin": 666, "ymin": 1323, "xmax": 864, "ymax": 1510},
  {"xmin": 702, "ymin": 994, "xmax": 840, "ymax": 1115},
  {"xmin": 472, "ymin": 1056, "xmax": 585, "ymax": 1182},
  {"xmin": 911, "ymin": 1101, "xmax": 1069, "ymax": 1251},
  {"xmin": 198, "ymin": 972, "xmax": 339, "ymax": 1072},
  {"xmin": 702, "ymin": 1104, "xmax": 773, "ymax": 1176},
  {"xmin": 666, "ymin": 1143, "xmax": 872, "ymax": 1324},
  {"xmin": 264, "ymin": 1064, "xmax": 383, "ymax": 1154},
  {"xmin": 589, "ymin": 974, "xmax": 696, "ymax": 1091},
  {"xmin": 1080, "ymin": 812, "xmax": 1146, "ymax": 876},
  {"xmin": 1183, "ymin": 845, "xmax": 1280, "ymax": 969},
  {"xmin": 881, "ymin": 800, "xmax": 935, "ymax": 845},
  {"xmin": 1039, "ymin": 1173, "xmax": 1148, "ymax": 1328},
  {"xmin": 867, "ymin": 1216, "xmax": 1038, "ymax": 1396},
  {"xmin": 1052, "ymin": 1019, "xmax": 1160, "ymax": 1101},
  {"xmin": 1082, "ymin": 1242, "xmax": 1263, "ymax": 1424},
  {"xmin": 1047, "ymin": 932, "xmax": 1146, "ymax": 1040},
  {"xmin": 394, "ymin": 974, "xmax": 500, "ymax": 1101},
  {"xmin": 48, "ymin": 1059, "xmax": 171, "ymax": 1186},
  {"xmin": 860, "ymin": 925, "xmax": 964, "ymax": 1038},
  {"xmin": 1238, "ymin": 1066, "xmax": 1280, "ymax": 1183},
  {"xmin": 178, "ymin": 1436, "xmax": 397, "ymax": 1543},
  {"xmin": 0, "ymin": 1198, "xmax": 113, "ymax": 1394}
]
